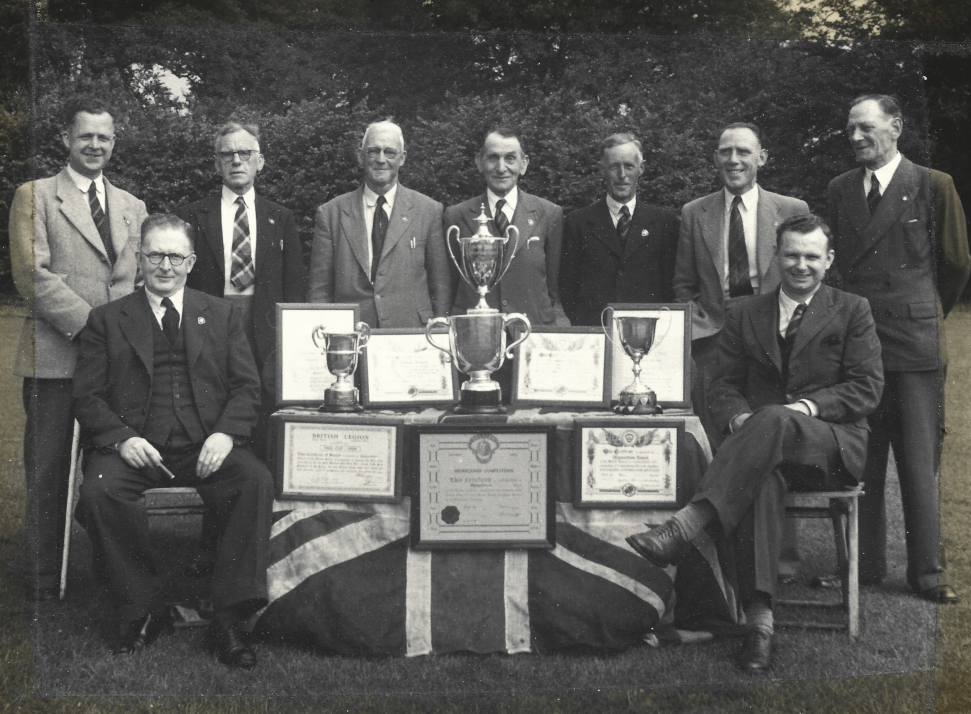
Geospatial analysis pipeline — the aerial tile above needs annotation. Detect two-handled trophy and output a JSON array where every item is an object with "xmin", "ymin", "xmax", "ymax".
[
  {"xmin": 312, "ymin": 322, "xmax": 371, "ymax": 412},
  {"xmin": 425, "ymin": 204, "xmax": 531, "ymax": 413},
  {"xmin": 602, "ymin": 307, "xmax": 669, "ymax": 415}
]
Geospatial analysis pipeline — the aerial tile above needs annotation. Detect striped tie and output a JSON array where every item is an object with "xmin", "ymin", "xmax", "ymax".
[
  {"xmin": 866, "ymin": 176, "xmax": 881, "ymax": 216},
  {"xmin": 230, "ymin": 196, "xmax": 255, "ymax": 291},
  {"xmin": 494, "ymin": 199, "xmax": 509, "ymax": 236},
  {"xmin": 785, "ymin": 303, "xmax": 807, "ymax": 347},
  {"xmin": 88, "ymin": 181, "xmax": 115, "ymax": 264},
  {"xmin": 617, "ymin": 205, "xmax": 631, "ymax": 242}
]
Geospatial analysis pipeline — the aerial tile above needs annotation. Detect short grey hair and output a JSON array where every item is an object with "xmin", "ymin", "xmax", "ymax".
[
  {"xmin": 212, "ymin": 122, "xmax": 261, "ymax": 153},
  {"xmin": 361, "ymin": 121, "xmax": 405, "ymax": 151},
  {"xmin": 600, "ymin": 133, "xmax": 643, "ymax": 162}
]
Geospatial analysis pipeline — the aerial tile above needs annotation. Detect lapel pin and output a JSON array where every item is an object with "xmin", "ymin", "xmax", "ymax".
[
  {"xmin": 902, "ymin": 196, "xmax": 908, "ymax": 201},
  {"xmin": 269, "ymin": 217, "xmax": 276, "ymax": 224},
  {"xmin": 528, "ymin": 219, "xmax": 535, "ymax": 226},
  {"xmin": 641, "ymin": 229, "xmax": 649, "ymax": 237},
  {"xmin": 198, "ymin": 317, "xmax": 206, "ymax": 325},
  {"xmin": 403, "ymin": 216, "xmax": 409, "ymax": 221}
]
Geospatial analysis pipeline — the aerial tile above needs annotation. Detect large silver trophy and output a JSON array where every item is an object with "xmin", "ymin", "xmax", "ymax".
[
  {"xmin": 425, "ymin": 204, "xmax": 530, "ymax": 413},
  {"xmin": 602, "ymin": 308, "xmax": 668, "ymax": 415},
  {"xmin": 312, "ymin": 322, "xmax": 371, "ymax": 412}
]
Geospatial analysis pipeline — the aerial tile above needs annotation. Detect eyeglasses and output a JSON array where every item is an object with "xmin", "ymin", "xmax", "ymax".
[
  {"xmin": 216, "ymin": 150, "xmax": 257, "ymax": 162},
  {"xmin": 364, "ymin": 147, "xmax": 401, "ymax": 160},
  {"xmin": 144, "ymin": 252, "xmax": 192, "ymax": 266}
]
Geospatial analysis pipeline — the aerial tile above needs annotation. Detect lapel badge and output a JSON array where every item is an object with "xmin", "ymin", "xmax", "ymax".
[
  {"xmin": 528, "ymin": 219, "xmax": 535, "ymax": 226},
  {"xmin": 403, "ymin": 216, "xmax": 409, "ymax": 221},
  {"xmin": 269, "ymin": 217, "xmax": 276, "ymax": 224},
  {"xmin": 902, "ymin": 196, "xmax": 908, "ymax": 202},
  {"xmin": 641, "ymin": 229, "xmax": 649, "ymax": 237},
  {"xmin": 198, "ymin": 317, "xmax": 206, "ymax": 325}
]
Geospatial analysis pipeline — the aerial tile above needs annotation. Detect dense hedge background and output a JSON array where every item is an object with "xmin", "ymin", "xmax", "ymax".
[{"xmin": 0, "ymin": 23, "xmax": 935, "ymax": 295}]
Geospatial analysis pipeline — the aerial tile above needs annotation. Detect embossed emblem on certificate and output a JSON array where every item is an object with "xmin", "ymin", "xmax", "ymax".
[
  {"xmin": 574, "ymin": 419, "xmax": 685, "ymax": 508},
  {"xmin": 511, "ymin": 327, "xmax": 611, "ymax": 408},
  {"xmin": 411, "ymin": 425, "xmax": 555, "ymax": 549}
]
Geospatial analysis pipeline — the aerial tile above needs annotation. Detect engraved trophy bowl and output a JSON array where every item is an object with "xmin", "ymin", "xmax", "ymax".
[
  {"xmin": 447, "ymin": 203, "xmax": 521, "ymax": 314},
  {"xmin": 426, "ymin": 312, "xmax": 531, "ymax": 413},
  {"xmin": 312, "ymin": 322, "xmax": 371, "ymax": 412},
  {"xmin": 602, "ymin": 308, "xmax": 669, "ymax": 415}
]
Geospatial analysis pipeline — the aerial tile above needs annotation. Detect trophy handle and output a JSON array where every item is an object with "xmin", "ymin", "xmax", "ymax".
[
  {"xmin": 654, "ymin": 307, "xmax": 673, "ymax": 349},
  {"xmin": 445, "ymin": 225, "xmax": 471, "ymax": 288},
  {"xmin": 600, "ymin": 306, "xmax": 615, "ymax": 347},
  {"xmin": 311, "ymin": 325, "xmax": 330, "ymax": 352},
  {"xmin": 502, "ymin": 312, "xmax": 531, "ymax": 359},
  {"xmin": 494, "ymin": 225, "xmax": 520, "ymax": 285},
  {"xmin": 425, "ymin": 316, "xmax": 453, "ymax": 363},
  {"xmin": 354, "ymin": 321, "xmax": 371, "ymax": 350}
]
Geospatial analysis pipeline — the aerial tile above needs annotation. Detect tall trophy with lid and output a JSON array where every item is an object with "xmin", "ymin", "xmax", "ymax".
[{"xmin": 425, "ymin": 205, "xmax": 531, "ymax": 413}]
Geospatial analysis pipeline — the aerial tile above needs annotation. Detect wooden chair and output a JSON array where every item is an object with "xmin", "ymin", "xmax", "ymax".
[{"xmin": 775, "ymin": 484, "xmax": 864, "ymax": 639}]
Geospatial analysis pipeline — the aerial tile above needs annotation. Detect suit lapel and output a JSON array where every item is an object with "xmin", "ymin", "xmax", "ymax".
[
  {"xmin": 751, "ymin": 292, "xmax": 783, "ymax": 376},
  {"xmin": 254, "ymin": 194, "xmax": 276, "ymax": 271},
  {"xmin": 622, "ymin": 200, "xmax": 651, "ymax": 259},
  {"xmin": 511, "ymin": 191, "xmax": 538, "ymax": 253},
  {"xmin": 198, "ymin": 195, "xmax": 225, "ymax": 276},
  {"xmin": 103, "ymin": 177, "xmax": 133, "ymax": 262},
  {"xmin": 755, "ymin": 188, "xmax": 781, "ymax": 286},
  {"xmin": 700, "ymin": 192, "xmax": 726, "ymax": 283},
  {"xmin": 182, "ymin": 289, "xmax": 210, "ymax": 370},
  {"xmin": 862, "ymin": 158, "xmax": 920, "ymax": 246},
  {"xmin": 56, "ymin": 170, "xmax": 108, "ymax": 259},
  {"xmin": 119, "ymin": 289, "xmax": 156, "ymax": 375},
  {"xmin": 590, "ymin": 199, "xmax": 623, "ymax": 257},
  {"xmin": 838, "ymin": 168, "xmax": 872, "ymax": 267},
  {"xmin": 789, "ymin": 285, "xmax": 837, "ymax": 363},
  {"xmin": 340, "ymin": 186, "xmax": 370, "ymax": 279},
  {"xmin": 379, "ymin": 185, "xmax": 411, "ymax": 263}
]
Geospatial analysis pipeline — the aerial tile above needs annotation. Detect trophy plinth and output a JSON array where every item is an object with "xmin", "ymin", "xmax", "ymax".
[
  {"xmin": 313, "ymin": 323, "xmax": 370, "ymax": 413},
  {"xmin": 604, "ymin": 311, "xmax": 666, "ymax": 416}
]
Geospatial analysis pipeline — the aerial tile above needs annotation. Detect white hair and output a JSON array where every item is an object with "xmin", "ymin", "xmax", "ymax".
[{"xmin": 361, "ymin": 121, "xmax": 405, "ymax": 151}]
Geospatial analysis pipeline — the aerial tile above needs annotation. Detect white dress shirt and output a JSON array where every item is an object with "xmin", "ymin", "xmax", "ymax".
[
  {"xmin": 864, "ymin": 150, "xmax": 902, "ymax": 197},
  {"xmin": 363, "ymin": 182, "xmax": 398, "ymax": 277},
  {"xmin": 606, "ymin": 194, "xmax": 637, "ymax": 228},
  {"xmin": 486, "ymin": 186, "xmax": 518, "ymax": 227},
  {"xmin": 721, "ymin": 185, "xmax": 760, "ymax": 295},
  {"xmin": 66, "ymin": 164, "xmax": 105, "ymax": 212},
  {"xmin": 145, "ymin": 286, "xmax": 184, "ymax": 331},
  {"xmin": 220, "ymin": 185, "xmax": 257, "ymax": 296}
]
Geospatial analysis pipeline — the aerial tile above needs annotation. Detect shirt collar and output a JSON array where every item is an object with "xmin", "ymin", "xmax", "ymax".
[
  {"xmin": 606, "ymin": 193, "xmax": 636, "ymax": 217},
  {"xmin": 222, "ymin": 184, "xmax": 256, "ymax": 208},
  {"xmin": 723, "ymin": 184, "xmax": 759, "ymax": 213},
  {"xmin": 363, "ymin": 182, "xmax": 398, "ymax": 210},
  {"xmin": 779, "ymin": 283, "xmax": 819, "ymax": 312},
  {"xmin": 866, "ymin": 151, "xmax": 902, "ymax": 191},
  {"xmin": 145, "ymin": 286, "xmax": 185, "ymax": 315},
  {"xmin": 66, "ymin": 164, "xmax": 104, "ymax": 194},
  {"xmin": 487, "ymin": 186, "xmax": 518, "ymax": 215}
]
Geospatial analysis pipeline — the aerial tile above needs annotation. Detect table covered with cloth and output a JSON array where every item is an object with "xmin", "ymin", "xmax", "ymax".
[{"xmin": 253, "ymin": 408, "xmax": 740, "ymax": 655}]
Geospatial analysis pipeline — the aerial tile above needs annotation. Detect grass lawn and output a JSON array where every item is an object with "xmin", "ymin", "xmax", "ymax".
[{"xmin": 2, "ymin": 303, "xmax": 970, "ymax": 713}]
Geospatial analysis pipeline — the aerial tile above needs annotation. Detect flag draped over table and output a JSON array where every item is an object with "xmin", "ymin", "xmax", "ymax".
[{"xmin": 253, "ymin": 499, "xmax": 738, "ymax": 655}]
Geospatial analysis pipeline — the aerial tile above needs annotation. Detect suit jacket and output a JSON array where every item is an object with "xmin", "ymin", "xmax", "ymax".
[
  {"xmin": 446, "ymin": 191, "xmax": 566, "ymax": 326},
  {"xmin": 709, "ymin": 285, "xmax": 884, "ymax": 479},
  {"xmin": 307, "ymin": 184, "xmax": 451, "ymax": 327},
  {"xmin": 72, "ymin": 287, "xmax": 261, "ymax": 449},
  {"xmin": 9, "ymin": 169, "xmax": 147, "ymax": 378},
  {"xmin": 560, "ymin": 197, "xmax": 679, "ymax": 326},
  {"xmin": 827, "ymin": 156, "xmax": 970, "ymax": 371},
  {"xmin": 175, "ymin": 193, "xmax": 306, "ymax": 369},
  {"xmin": 674, "ymin": 187, "xmax": 809, "ymax": 341}
]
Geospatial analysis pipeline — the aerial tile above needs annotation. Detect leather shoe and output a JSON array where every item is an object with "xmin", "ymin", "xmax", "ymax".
[
  {"xmin": 921, "ymin": 584, "xmax": 960, "ymax": 604},
  {"xmin": 626, "ymin": 519, "xmax": 691, "ymax": 566},
  {"xmin": 735, "ymin": 628, "xmax": 773, "ymax": 673},
  {"xmin": 115, "ymin": 606, "xmax": 174, "ymax": 654},
  {"xmin": 209, "ymin": 619, "xmax": 257, "ymax": 669}
]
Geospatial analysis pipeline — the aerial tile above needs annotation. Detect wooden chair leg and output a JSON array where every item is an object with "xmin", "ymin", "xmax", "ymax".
[{"xmin": 847, "ymin": 496, "xmax": 860, "ymax": 639}]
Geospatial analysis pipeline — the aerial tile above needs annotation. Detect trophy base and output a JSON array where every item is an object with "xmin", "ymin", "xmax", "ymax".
[
  {"xmin": 454, "ymin": 388, "xmax": 506, "ymax": 414},
  {"xmin": 320, "ymin": 388, "xmax": 362, "ymax": 412},
  {"xmin": 614, "ymin": 392, "xmax": 663, "ymax": 415}
]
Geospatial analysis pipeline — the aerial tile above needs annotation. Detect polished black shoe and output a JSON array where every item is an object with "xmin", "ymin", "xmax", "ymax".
[
  {"xmin": 115, "ymin": 606, "xmax": 174, "ymax": 654},
  {"xmin": 921, "ymin": 584, "xmax": 960, "ymax": 604},
  {"xmin": 208, "ymin": 619, "xmax": 257, "ymax": 670},
  {"xmin": 735, "ymin": 628, "xmax": 773, "ymax": 673},
  {"xmin": 626, "ymin": 519, "xmax": 691, "ymax": 566}
]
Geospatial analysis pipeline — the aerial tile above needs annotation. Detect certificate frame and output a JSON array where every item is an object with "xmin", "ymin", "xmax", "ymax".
[
  {"xmin": 510, "ymin": 327, "xmax": 611, "ymax": 408},
  {"xmin": 606, "ymin": 303, "xmax": 691, "ymax": 409},
  {"xmin": 273, "ymin": 412, "xmax": 403, "ymax": 502},
  {"xmin": 275, "ymin": 303, "xmax": 361, "ymax": 408},
  {"xmin": 573, "ymin": 418, "xmax": 686, "ymax": 509},
  {"xmin": 410, "ymin": 424, "xmax": 556, "ymax": 550},
  {"xmin": 360, "ymin": 328, "xmax": 460, "ymax": 408}
]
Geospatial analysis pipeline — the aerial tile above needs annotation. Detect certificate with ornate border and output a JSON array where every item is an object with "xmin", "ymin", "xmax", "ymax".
[
  {"xmin": 574, "ymin": 418, "xmax": 685, "ymax": 508},
  {"xmin": 411, "ymin": 425, "xmax": 555, "ymax": 549},
  {"xmin": 510, "ymin": 327, "xmax": 611, "ymax": 408},
  {"xmin": 275, "ymin": 303, "xmax": 360, "ymax": 408},
  {"xmin": 606, "ymin": 303, "xmax": 691, "ymax": 408},
  {"xmin": 360, "ymin": 329, "xmax": 460, "ymax": 408},
  {"xmin": 273, "ymin": 413, "xmax": 403, "ymax": 502}
]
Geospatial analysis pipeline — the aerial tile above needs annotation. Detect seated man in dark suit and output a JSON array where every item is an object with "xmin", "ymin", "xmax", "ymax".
[
  {"xmin": 627, "ymin": 214, "xmax": 884, "ymax": 672},
  {"xmin": 73, "ymin": 214, "xmax": 274, "ymax": 669}
]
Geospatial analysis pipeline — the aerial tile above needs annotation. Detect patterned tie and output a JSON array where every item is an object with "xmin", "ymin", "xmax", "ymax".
[
  {"xmin": 161, "ymin": 297, "xmax": 179, "ymax": 345},
  {"xmin": 728, "ymin": 195, "xmax": 753, "ymax": 298},
  {"xmin": 88, "ymin": 181, "xmax": 115, "ymax": 265},
  {"xmin": 785, "ymin": 303, "xmax": 807, "ymax": 347},
  {"xmin": 617, "ymin": 205, "xmax": 631, "ymax": 242},
  {"xmin": 866, "ymin": 175, "xmax": 881, "ymax": 216},
  {"xmin": 494, "ymin": 198, "xmax": 509, "ymax": 236},
  {"xmin": 371, "ymin": 195, "xmax": 388, "ymax": 283},
  {"xmin": 230, "ymin": 196, "xmax": 255, "ymax": 291}
]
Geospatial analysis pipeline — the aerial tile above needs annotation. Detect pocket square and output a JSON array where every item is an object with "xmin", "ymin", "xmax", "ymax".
[{"xmin": 904, "ymin": 218, "xmax": 919, "ymax": 223}]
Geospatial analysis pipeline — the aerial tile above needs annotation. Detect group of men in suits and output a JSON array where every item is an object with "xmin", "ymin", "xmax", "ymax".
[{"xmin": 10, "ymin": 92, "xmax": 968, "ymax": 671}]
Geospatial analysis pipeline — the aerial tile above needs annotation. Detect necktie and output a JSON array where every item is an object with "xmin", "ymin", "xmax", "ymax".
[
  {"xmin": 728, "ymin": 196, "xmax": 753, "ymax": 298},
  {"xmin": 230, "ymin": 196, "xmax": 255, "ymax": 291},
  {"xmin": 785, "ymin": 303, "xmax": 807, "ymax": 347},
  {"xmin": 617, "ymin": 205, "xmax": 631, "ymax": 242},
  {"xmin": 866, "ymin": 175, "xmax": 881, "ymax": 216},
  {"xmin": 88, "ymin": 181, "xmax": 115, "ymax": 265},
  {"xmin": 494, "ymin": 199, "xmax": 509, "ymax": 236},
  {"xmin": 161, "ymin": 297, "xmax": 179, "ymax": 345},
  {"xmin": 371, "ymin": 195, "xmax": 388, "ymax": 283}
]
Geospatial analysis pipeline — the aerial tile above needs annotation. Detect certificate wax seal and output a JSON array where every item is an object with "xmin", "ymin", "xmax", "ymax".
[
  {"xmin": 441, "ymin": 506, "xmax": 461, "ymax": 524},
  {"xmin": 622, "ymin": 483, "xmax": 638, "ymax": 497}
]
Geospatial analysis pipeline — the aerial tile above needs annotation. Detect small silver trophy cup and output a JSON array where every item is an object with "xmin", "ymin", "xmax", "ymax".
[
  {"xmin": 312, "ymin": 322, "xmax": 371, "ymax": 412},
  {"xmin": 424, "ymin": 204, "xmax": 531, "ymax": 413},
  {"xmin": 603, "ymin": 308, "xmax": 667, "ymax": 415}
]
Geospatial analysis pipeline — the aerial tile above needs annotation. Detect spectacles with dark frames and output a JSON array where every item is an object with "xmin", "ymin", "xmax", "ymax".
[
  {"xmin": 364, "ymin": 147, "xmax": 401, "ymax": 160},
  {"xmin": 144, "ymin": 252, "xmax": 192, "ymax": 266},
  {"xmin": 216, "ymin": 150, "xmax": 257, "ymax": 162}
]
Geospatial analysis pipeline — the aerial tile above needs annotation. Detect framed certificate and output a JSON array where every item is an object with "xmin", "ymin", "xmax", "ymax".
[
  {"xmin": 574, "ymin": 419, "xmax": 685, "ymax": 508},
  {"xmin": 605, "ymin": 303, "xmax": 691, "ymax": 409},
  {"xmin": 411, "ymin": 425, "xmax": 555, "ymax": 549},
  {"xmin": 275, "ymin": 303, "xmax": 360, "ymax": 408},
  {"xmin": 273, "ymin": 413, "xmax": 403, "ymax": 502},
  {"xmin": 360, "ymin": 329, "xmax": 459, "ymax": 408},
  {"xmin": 510, "ymin": 327, "xmax": 611, "ymax": 408}
]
